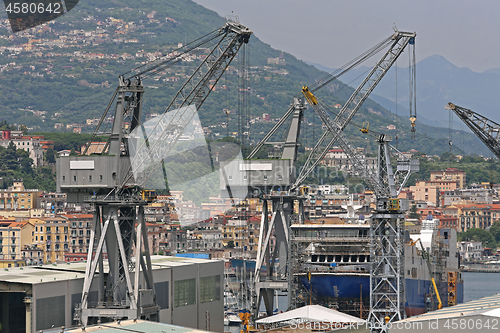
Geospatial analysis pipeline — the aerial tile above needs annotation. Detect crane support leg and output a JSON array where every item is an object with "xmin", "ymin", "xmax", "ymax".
[
  {"xmin": 77, "ymin": 200, "xmax": 159, "ymax": 327},
  {"xmin": 368, "ymin": 212, "xmax": 405, "ymax": 333},
  {"xmin": 253, "ymin": 195, "xmax": 300, "ymax": 319}
]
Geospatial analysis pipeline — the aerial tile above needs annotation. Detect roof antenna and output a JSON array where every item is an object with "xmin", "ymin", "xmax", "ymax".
[{"xmin": 393, "ymin": 24, "xmax": 398, "ymax": 32}]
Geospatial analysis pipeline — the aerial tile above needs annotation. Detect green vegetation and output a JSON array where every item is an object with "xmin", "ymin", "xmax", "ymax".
[
  {"xmin": 459, "ymin": 222, "xmax": 500, "ymax": 249},
  {"xmin": 409, "ymin": 152, "xmax": 500, "ymax": 187},
  {"xmin": 0, "ymin": 0, "xmax": 487, "ymax": 158},
  {"xmin": 0, "ymin": 141, "xmax": 55, "ymax": 191}
]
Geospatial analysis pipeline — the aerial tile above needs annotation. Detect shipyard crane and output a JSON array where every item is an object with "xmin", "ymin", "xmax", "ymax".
[
  {"xmin": 302, "ymin": 87, "xmax": 419, "ymax": 332},
  {"xmin": 292, "ymin": 31, "xmax": 416, "ymax": 190},
  {"xmin": 446, "ymin": 103, "xmax": 500, "ymax": 160},
  {"xmin": 56, "ymin": 20, "xmax": 252, "ymax": 328},
  {"xmin": 239, "ymin": 30, "xmax": 417, "ymax": 323}
]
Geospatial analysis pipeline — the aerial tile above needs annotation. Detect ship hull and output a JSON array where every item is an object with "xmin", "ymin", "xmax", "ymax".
[{"xmin": 300, "ymin": 273, "xmax": 464, "ymax": 316}]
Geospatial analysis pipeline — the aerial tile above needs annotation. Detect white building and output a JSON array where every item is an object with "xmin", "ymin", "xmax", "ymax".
[{"xmin": 459, "ymin": 240, "xmax": 483, "ymax": 260}]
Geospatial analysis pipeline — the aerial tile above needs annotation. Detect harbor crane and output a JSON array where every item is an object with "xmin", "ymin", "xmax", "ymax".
[
  {"xmin": 237, "ymin": 30, "xmax": 417, "ymax": 326},
  {"xmin": 56, "ymin": 20, "xmax": 251, "ymax": 327},
  {"xmin": 302, "ymin": 87, "xmax": 419, "ymax": 333},
  {"xmin": 446, "ymin": 103, "xmax": 500, "ymax": 160}
]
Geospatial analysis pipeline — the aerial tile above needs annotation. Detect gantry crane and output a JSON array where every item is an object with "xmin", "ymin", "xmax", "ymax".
[
  {"xmin": 302, "ymin": 87, "xmax": 419, "ymax": 332},
  {"xmin": 236, "ymin": 30, "xmax": 417, "ymax": 323},
  {"xmin": 56, "ymin": 20, "xmax": 251, "ymax": 327},
  {"xmin": 446, "ymin": 103, "xmax": 500, "ymax": 159}
]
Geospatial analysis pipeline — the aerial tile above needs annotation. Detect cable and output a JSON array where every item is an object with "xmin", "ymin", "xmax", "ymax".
[
  {"xmin": 395, "ymin": 60, "xmax": 398, "ymax": 149},
  {"xmin": 309, "ymin": 36, "xmax": 393, "ymax": 93}
]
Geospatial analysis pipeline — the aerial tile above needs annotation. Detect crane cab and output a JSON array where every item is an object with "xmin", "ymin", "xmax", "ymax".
[
  {"xmin": 360, "ymin": 122, "xmax": 369, "ymax": 134},
  {"xmin": 141, "ymin": 190, "xmax": 157, "ymax": 202}
]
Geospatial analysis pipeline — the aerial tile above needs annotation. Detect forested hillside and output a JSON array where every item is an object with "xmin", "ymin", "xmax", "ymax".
[{"xmin": 0, "ymin": 0, "xmax": 486, "ymax": 157}]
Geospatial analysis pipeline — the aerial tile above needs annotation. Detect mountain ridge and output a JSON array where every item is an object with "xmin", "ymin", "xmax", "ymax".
[{"xmin": 0, "ymin": 0, "xmax": 489, "ymax": 156}]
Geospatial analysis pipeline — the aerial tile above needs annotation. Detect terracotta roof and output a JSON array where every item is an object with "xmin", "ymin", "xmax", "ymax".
[{"xmin": 60, "ymin": 214, "xmax": 93, "ymax": 219}]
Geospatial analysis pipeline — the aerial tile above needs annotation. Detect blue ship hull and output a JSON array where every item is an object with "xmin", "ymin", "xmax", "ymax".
[{"xmin": 301, "ymin": 273, "xmax": 464, "ymax": 316}]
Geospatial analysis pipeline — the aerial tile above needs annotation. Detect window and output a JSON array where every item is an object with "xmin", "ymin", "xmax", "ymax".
[
  {"xmin": 89, "ymin": 175, "xmax": 92, "ymax": 182},
  {"xmin": 200, "ymin": 275, "xmax": 221, "ymax": 303},
  {"xmin": 174, "ymin": 279, "xmax": 196, "ymax": 307},
  {"xmin": 99, "ymin": 175, "xmax": 103, "ymax": 182},
  {"xmin": 73, "ymin": 175, "xmax": 77, "ymax": 182}
]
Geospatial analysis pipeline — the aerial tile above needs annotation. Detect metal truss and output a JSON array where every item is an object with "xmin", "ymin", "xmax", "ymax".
[
  {"xmin": 368, "ymin": 213, "xmax": 405, "ymax": 332},
  {"xmin": 77, "ymin": 201, "xmax": 158, "ymax": 327},
  {"xmin": 293, "ymin": 31, "xmax": 416, "ymax": 190},
  {"xmin": 447, "ymin": 102, "xmax": 500, "ymax": 160}
]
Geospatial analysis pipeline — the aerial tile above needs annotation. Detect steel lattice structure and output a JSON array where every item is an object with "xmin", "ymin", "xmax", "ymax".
[
  {"xmin": 57, "ymin": 20, "xmax": 252, "ymax": 328},
  {"xmin": 447, "ymin": 102, "xmax": 500, "ymax": 159}
]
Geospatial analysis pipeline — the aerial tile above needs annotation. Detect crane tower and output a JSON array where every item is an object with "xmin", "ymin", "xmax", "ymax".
[{"xmin": 57, "ymin": 20, "xmax": 251, "ymax": 327}]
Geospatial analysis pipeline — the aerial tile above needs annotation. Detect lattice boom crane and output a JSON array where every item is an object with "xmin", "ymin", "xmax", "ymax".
[
  {"xmin": 56, "ymin": 20, "xmax": 252, "ymax": 328},
  {"xmin": 446, "ymin": 102, "xmax": 500, "ymax": 160}
]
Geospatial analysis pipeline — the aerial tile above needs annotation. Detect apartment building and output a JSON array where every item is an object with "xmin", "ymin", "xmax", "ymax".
[
  {"xmin": 0, "ymin": 130, "xmax": 53, "ymax": 166},
  {"xmin": 61, "ymin": 213, "xmax": 93, "ymax": 254},
  {"xmin": 409, "ymin": 180, "xmax": 459, "ymax": 206},
  {"xmin": 0, "ymin": 221, "xmax": 23, "ymax": 267},
  {"xmin": 0, "ymin": 181, "xmax": 42, "ymax": 210},
  {"xmin": 31, "ymin": 217, "xmax": 70, "ymax": 263},
  {"xmin": 450, "ymin": 203, "xmax": 500, "ymax": 232},
  {"xmin": 430, "ymin": 168, "xmax": 466, "ymax": 188}
]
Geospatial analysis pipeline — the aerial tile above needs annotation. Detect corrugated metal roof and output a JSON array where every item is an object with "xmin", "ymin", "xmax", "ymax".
[
  {"xmin": 61, "ymin": 319, "xmax": 208, "ymax": 332},
  {"xmin": 399, "ymin": 293, "xmax": 500, "ymax": 322},
  {"xmin": 0, "ymin": 256, "xmax": 220, "ymax": 285}
]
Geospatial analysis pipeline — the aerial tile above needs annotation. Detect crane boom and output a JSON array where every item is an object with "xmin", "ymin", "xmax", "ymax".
[
  {"xmin": 446, "ymin": 102, "xmax": 500, "ymax": 159},
  {"xmin": 302, "ymin": 86, "xmax": 419, "ymax": 333},
  {"xmin": 56, "ymin": 21, "xmax": 252, "ymax": 328},
  {"xmin": 125, "ymin": 21, "xmax": 252, "ymax": 188},
  {"xmin": 293, "ymin": 31, "xmax": 416, "ymax": 190}
]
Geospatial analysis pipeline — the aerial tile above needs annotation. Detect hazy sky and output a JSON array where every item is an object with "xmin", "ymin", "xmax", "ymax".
[{"xmin": 193, "ymin": 0, "xmax": 500, "ymax": 73}]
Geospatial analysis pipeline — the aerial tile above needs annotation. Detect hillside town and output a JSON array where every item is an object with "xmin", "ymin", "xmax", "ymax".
[{"xmin": 0, "ymin": 129, "xmax": 497, "ymax": 269}]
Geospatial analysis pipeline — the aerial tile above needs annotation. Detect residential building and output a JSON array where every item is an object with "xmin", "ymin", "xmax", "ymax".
[
  {"xmin": 430, "ymin": 168, "xmax": 466, "ymax": 188},
  {"xmin": 0, "ymin": 222, "xmax": 23, "ymax": 267},
  {"xmin": 450, "ymin": 203, "xmax": 500, "ymax": 232},
  {"xmin": 61, "ymin": 213, "xmax": 93, "ymax": 254},
  {"xmin": 36, "ymin": 191, "xmax": 67, "ymax": 214},
  {"xmin": 0, "ymin": 131, "xmax": 49, "ymax": 166},
  {"xmin": 409, "ymin": 180, "xmax": 459, "ymax": 206},
  {"xmin": 159, "ymin": 227, "xmax": 187, "ymax": 255},
  {"xmin": 459, "ymin": 241, "xmax": 483, "ymax": 260},
  {"xmin": 31, "ymin": 217, "xmax": 70, "ymax": 263},
  {"xmin": 0, "ymin": 181, "xmax": 42, "ymax": 210}
]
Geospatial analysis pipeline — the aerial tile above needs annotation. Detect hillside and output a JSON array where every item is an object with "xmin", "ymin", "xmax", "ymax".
[{"xmin": 0, "ymin": 0, "xmax": 488, "ymax": 157}]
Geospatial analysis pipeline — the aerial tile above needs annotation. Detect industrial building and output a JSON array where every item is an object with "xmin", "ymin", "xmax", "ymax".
[
  {"xmin": 388, "ymin": 293, "xmax": 500, "ymax": 332},
  {"xmin": 0, "ymin": 256, "xmax": 223, "ymax": 333}
]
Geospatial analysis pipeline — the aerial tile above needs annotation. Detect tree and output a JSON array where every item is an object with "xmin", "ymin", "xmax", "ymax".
[
  {"xmin": 460, "ymin": 228, "xmax": 496, "ymax": 248},
  {"xmin": 408, "ymin": 205, "xmax": 420, "ymax": 219},
  {"xmin": 44, "ymin": 147, "xmax": 56, "ymax": 164},
  {"xmin": 226, "ymin": 240, "xmax": 235, "ymax": 249},
  {"xmin": 489, "ymin": 221, "xmax": 500, "ymax": 243}
]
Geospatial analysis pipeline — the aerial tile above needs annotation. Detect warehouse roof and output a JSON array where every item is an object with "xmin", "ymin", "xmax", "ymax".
[
  {"xmin": 0, "ymin": 255, "xmax": 220, "ymax": 285},
  {"xmin": 62, "ymin": 319, "xmax": 208, "ymax": 332},
  {"xmin": 397, "ymin": 293, "xmax": 500, "ymax": 323}
]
